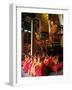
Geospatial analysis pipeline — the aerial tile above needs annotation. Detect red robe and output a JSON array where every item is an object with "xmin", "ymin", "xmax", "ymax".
[
  {"xmin": 23, "ymin": 59, "xmax": 30, "ymax": 73},
  {"xmin": 35, "ymin": 63, "xmax": 42, "ymax": 76}
]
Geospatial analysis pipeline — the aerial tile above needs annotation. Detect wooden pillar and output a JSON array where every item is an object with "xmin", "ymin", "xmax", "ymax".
[{"xmin": 31, "ymin": 19, "xmax": 33, "ymax": 56}]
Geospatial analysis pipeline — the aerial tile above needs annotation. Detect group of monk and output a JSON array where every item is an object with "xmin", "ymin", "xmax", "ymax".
[{"xmin": 21, "ymin": 54, "xmax": 63, "ymax": 77}]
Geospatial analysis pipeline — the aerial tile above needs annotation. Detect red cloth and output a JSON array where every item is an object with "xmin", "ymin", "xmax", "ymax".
[
  {"xmin": 48, "ymin": 57, "xmax": 53, "ymax": 67},
  {"xmin": 23, "ymin": 59, "xmax": 30, "ymax": 73},
  {"xmin": 24, "ymin": 62, "xmax": 29, "ymax": 73},
  {"xmin": 28, "ymin": 62, "xmax": 33, "ymax": 70},
  {"xmin": 51, "ymin": 62, "xmax": 63, "ymax": 73},
  {"xmin": 35, "ymin": 64, "xmax": 42, "ymax": 76},
  {"xmin": 58, "ymin": 62, "xmax": 63, "ymax": 68},
  {"xmin": 51, "ymin": 65, "xmax": 58, "ymax": 73}
]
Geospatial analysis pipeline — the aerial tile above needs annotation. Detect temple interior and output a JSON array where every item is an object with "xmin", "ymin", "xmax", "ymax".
[{"xmin": 21, "ymin": 13, "xmax": 63, "ymax": 77}]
